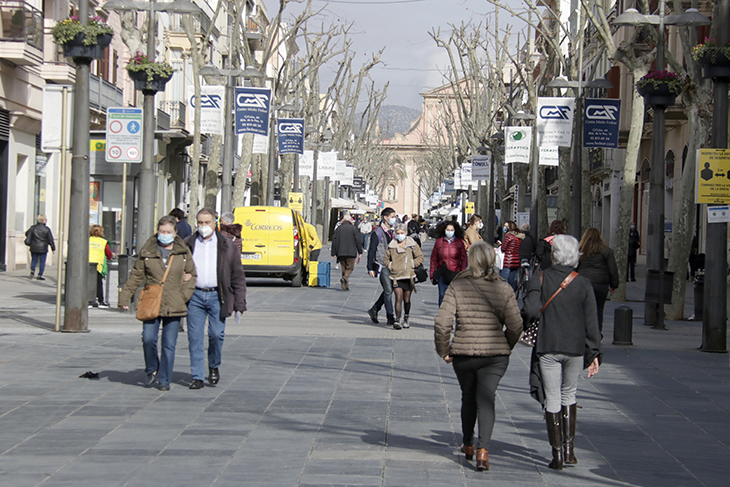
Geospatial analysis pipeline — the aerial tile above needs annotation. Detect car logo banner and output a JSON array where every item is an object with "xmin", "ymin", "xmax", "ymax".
[
  {"xmin": 235, "ymin": 87, "xmax": 271, "ymax": 136},
  {"xmin": 583, "ymin": 98, "xmax": 620, "ymax": 148},
  {"xmin": 537, "ymin": 97, "xmax": 575, "ymax": 147},
  {"xmin": 187, "ymin": 86, "xmax": 225, "ymax": 135},
  {"xmin": 278, "ymin": 118, "xmax": 304, "ymax": 154},
  {"xmin": 505, "ymin": 126, "xmax": 532, "ymax": 164}
]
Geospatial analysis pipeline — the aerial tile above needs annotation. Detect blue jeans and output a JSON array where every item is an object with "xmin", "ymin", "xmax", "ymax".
[
  {"xmin": 373, "ymin": 266, "xmax": 395, "ymax": 319},
  {"xmin": 187, "ymin": 289, "xmax": 226, "ymax": 381},
  {"xmin": 30, "ymin": 252, "xmax": 47, "ymax": 276},
  {"xmin": 500, "ymin": 267, "xmax": 518, "ymax": 290},
  {"xmin": 361, "ymin": 233, "xmax": 370, "ymax": 250},
  {"xmin": 142, "ymin": 317, "xmax": 181, "ymax": 386},
  {"xmin": 437, "ymin": 275, "xmax": 449, "ymax": 307}
]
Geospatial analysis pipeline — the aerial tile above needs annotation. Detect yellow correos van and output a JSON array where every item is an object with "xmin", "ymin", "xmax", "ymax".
[{"xmin": 233, "ymin": 206, "xmax": 310, "ymax": 286}]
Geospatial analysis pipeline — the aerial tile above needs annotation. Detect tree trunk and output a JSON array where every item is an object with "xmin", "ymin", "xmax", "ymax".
[
  {"xmin": 232, "ymin": 134, "xmax": 254, "ymax": 209},
  {"xmin": 279, "ymin": 153, "xmax": 296, "ymax": 207},
  {"xmin": 581, "ymin": 146, "xmax": 591, "ymax": 234},
  {"xmin": 612, "ymin": 66, "xmax": 648, "ymax": 302},
  {"xmin": 665, "ymin": 104, "xmax": 706, "ymax": 320},
  {"xmin": 205, "ymin": 134, "xmax": 222, "ymax": 209}
]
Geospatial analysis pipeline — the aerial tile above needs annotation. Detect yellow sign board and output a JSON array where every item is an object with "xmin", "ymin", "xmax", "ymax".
[
  {"xmin": 288, "ymin": 192, "xmax": 304, "ymax": 212},
  {"xmin": 697, "ymin": 149, "xmax": 730, "ymax": 204},
  {"xmin": 91, "ymin": 140, "xmax": 105, "ymax": 152},
  {"xmin": 465, "ymin": 202, "xmax": 475, "ymax": 214}
]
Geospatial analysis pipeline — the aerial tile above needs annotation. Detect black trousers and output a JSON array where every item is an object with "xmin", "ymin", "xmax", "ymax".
[
  {"xmin": 592, "ymin": 282, "xmax": 610, "ymax": 334},
  {"xmin": 96, "ymin": 271, "xmax": 104, "ymax": 304},
  {"xmin": 452, "ymin": 355, "xmax": 509, "ymax": 450},
  {"xmin": 627, "ymin": 255, "xmax": 637, "ymax": 281}
]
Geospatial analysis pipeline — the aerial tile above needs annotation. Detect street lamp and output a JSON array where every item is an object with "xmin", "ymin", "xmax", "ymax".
[
  {"xmin": 199, "ymin": 64, "xmax": 264, "ymax": 213},
  {"xmin": 510, "ymin": 110, "xmax": 537, "ymax": 239},
  {"xmin": 267, "ymin": 102, "xmax": 297, "ymax": 206},
  {"xmin": 612, "ymin": 2, "xmax": 710, "ymax": 331},
  {"xmin": 105, "ymin": 0, "xmax": 202, "ymax": 250}
]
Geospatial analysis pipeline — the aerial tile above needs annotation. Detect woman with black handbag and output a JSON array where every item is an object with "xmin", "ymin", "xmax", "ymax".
[
  {"xmin": 435, "ymin": 241, "xmax": 523, "ymax": 471},
  {"xmin": 523, "ymin": 235, "xmax": 601, "ymax": 471},
  {"xmin": 119, "ymin": 216, "xmax": 197, "ymax": 391},
  {"xmin": 430, "ymin": 221, "xmax": 468, "ymax": 306},
  {"xmin": 383, "ymin": 224, "xmax": 424, "ymax": 329}
]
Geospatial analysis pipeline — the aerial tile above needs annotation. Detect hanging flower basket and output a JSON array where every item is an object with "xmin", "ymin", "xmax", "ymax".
[
  {"xmin": 52, "ymin": 16, "xmax": 114, "ymax": 60},
  {"xmin": 692, "ymin": 39, "xmax": 730, "ymax": 79},
  {"xmin": 636, "ymin": 71, "xmax": 681, "ymax": 107},
  {"xmin": 126, "ymin": 52, "xmax": 174, "ymax": 92}
]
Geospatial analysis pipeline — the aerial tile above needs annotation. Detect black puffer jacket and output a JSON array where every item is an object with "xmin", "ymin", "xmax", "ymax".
[
  {"xmin": 523, "ymin": 264, "xmax": 601, "ymax": 368},
  {"xmin": 578, "ymin": 248, "xmax": 619, "ymax": 289},
  {"xmin": 25, "ymin": 223, "xmax": 56, "ymax": 255}
]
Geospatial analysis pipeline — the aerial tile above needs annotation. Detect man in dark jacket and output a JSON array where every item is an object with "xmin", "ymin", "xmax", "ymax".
[
  {"xmin": 25, "ymin": 214, "xmax": 55, "ymax": 280},
  {"xmin": 170, "ymin": 208, "xmax": 192, "ymax": 240},
  {"xmin": 331, "ymin": 214, "xmax": 363, "ymax": 291},
  {"xmin": 367, "ymin": 207, "xmax": 397, "ymax": 325},
  {"xmin": 185, "ymin": 208, "xmax": 247, "ymax": 390}
]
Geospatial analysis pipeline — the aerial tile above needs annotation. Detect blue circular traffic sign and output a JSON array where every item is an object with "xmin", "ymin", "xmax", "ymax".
[{"xmin": 127, "ymin": 121, "xmax": 140, "ymax": 134}]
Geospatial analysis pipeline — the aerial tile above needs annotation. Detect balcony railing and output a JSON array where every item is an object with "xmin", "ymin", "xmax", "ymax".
[
  {"xmin": 167, "ymin": 12, "xmax": 211, "ymax": 34},
  {"xmin": 159, "ymin": 100, "xmax": 186, "ymax": 129},
  {"xmin": 0, "ymin": 1, "xmax": 42, "ymax": 49},
  {"xmin": 89, "ymin": 73, "xmax": 124, "ymax": 112}
]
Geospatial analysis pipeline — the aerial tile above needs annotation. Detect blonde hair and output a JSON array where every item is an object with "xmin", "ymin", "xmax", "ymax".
[
  {"xmin": 463, "ymin": 241, "xmax": 497, "ymax": 279},
  {"xmin": 37, "ymin": 214, "xmax": 47, "ymax": 224}
]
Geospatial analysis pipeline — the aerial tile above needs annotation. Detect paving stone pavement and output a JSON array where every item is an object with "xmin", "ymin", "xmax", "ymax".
[{"xmin": 0, "ymin": 240, "xmax": 729, "ymax": 486}]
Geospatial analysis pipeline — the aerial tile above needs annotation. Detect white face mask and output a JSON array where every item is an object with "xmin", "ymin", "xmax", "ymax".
[
  {"xmin": 396, "ymin": 234, "xmax": 406, "ymax": 242},
  {"xmin": 478, "ymin": 222, "xmax": 484, "ymax": 229},
  {"xmin": 388, "ymin": 217, "xmax": 397, "ymax": 226},
  {"xmin": 198, "ymin": 225, "xmax": 214, "ymax": 238},
  {"xmin": 445, "ymin": 230, "xmax": 455, "ymax": 239}
]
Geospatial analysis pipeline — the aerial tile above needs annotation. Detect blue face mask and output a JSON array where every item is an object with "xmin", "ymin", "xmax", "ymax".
[
  {"xmin": 445, "ymin": 230, "xmax": 455, "ymax": 239},
  {"xmin": 157, "ymin": 234, "xmax": 175, "ymax": 245},
  {"xmin": 396, "ymin": 234, "xmax": 406, "ymax": 242},
  {"xmin": 388, "ymin": 217, "xmax": 397, "ymax": 226}
]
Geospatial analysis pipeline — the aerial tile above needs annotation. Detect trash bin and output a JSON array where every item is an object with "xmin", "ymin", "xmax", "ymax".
[{"xmin": 693, "ymin": 270, "xmax": 704, "ymax": 321}]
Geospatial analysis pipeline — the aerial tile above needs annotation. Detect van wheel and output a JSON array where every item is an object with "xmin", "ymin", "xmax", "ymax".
[{"xmin": 291, "ymin": 265, "xmax": 303, "ymax": 287}]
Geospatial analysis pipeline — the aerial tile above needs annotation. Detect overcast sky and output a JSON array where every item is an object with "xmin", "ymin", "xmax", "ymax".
[{"xmin": 262, "ymin": 0, "xmax": 527, "ymax": 110}]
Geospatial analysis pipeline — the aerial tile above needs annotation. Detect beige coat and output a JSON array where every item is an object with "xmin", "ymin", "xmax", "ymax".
[
  {"xmin": 434, "ymin": 272, "xmax": 523, "ymax": 357},
  {"xmin": 464, "ymin": 225, "xmax": 483, "ymax": 248},
  {"xmin": 383, "ymin": 237, "xmax": 424, "ymax": 284},
  {"xmin": 119, "ymin": 235, "xmax": 197, "ymax": 318}
]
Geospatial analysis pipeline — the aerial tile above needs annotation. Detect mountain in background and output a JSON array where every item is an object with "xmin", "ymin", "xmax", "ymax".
[{"xmin": 356, "ymin": 105, "xmax": 421, "ymax": 139}]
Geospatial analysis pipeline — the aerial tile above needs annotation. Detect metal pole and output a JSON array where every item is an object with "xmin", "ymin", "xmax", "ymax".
[
  {"xmin": 138, "ymin": 0, "xmax": 157, "ymax": 251},
  {"xmin": 221, "ymin": 73, "xmax": 234, "ymax": 212},
  {"xmin": 267, "ymin": 112, "xmax": 276, "ymax": 206},
  {"xmin": 571, "ymin": 95, "xmax": 583, "ymax": 239},
  {"xmin": 488, "ymin": 148, "xmax": 496, "ymax": 245},
  {"xmin": 323, "ymin": 175, "xmax": 330, "ymax": 242},
  {"xmin": 311, "ymin": 148, "xmax": 318, "ymax": 227},
  {"xmin": 63, "ymin": 0, "xmax": 91, "ymax": 332},
  {"xmin": 293, "ymin": 154, "xmax": 300, "ymax": 192},
  {"xmin": 644, "ymin": 0, "xmax": 668, "ymax": 329},
  {"xmin": 702, "ymin": 0, "xmax": 729, "ymax": 352},
  {"xmin": 120, "ymin": 163, "xmax": 127, "ymax": 253},
  {"xmin": 54, "ymin": 87, "xmax": 69, "ymax": 332},
  {"xmin": 529, "ymin": 125, "xmax": 539, "ymax": 242}
]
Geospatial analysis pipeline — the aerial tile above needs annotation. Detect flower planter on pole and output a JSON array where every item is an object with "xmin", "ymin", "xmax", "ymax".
[
  {"xmin": 637, "ymin": 83, "xmax": 677, "ymax": 107},
  {"xmin": 62, "ymin": 32, "xmax": 113, "ymax": 60},
  {"xmin": 128, "ymin": 70, "xmax": 172, "ymax": 93},
  {"xmin": 698, "ymin": 52, "xmax": 730, "ymax": 79}
]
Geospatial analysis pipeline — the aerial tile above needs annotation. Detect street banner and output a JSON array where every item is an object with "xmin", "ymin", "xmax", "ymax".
[
  {"xmin": 105, "ymin": 107, "xmax": 143, "ymax": 163},
  {"xmin": 41, "ymin": 86, "xmax": 74, "ymax": 152},
  {"xmin": 444, "ymin": 179, "xmax": 455, "ymax": 194},
  {"xmin": 352, "ymin": 176, "xmax": 366, "ymax": 192},
  {"xmin": 696, "ymin": 149, "xmax": 730, "ymax": 204},
  {"xmin": 187, "ymin": 85, "xmax": 224, "ymax": 135},
  {"xmin": 537, "ymin": 97, "xmax": 575, "ymax": 147},
  {"xmin": 278, "ymin": 118, "xmax": 304, "ymax": 154},
  {"xmin": 317, "ymin": 151, "xmax": 337, "ymax": 180},
  {"xmin": 505, "ymin": 126, "xmax": 532, "ymax": 164},
  {"xmin": 539, "ymin": 146, "xmax": 559, "ymax": 166},
  {"xmin": 299, "ymin": 150, "xmax": 314, "ymax": 178},
  {"xmin": 335, "ymin": 160, "xmax": 347, "ymax": 183},
  {"xmin": 471, "ymin": 154, "xmax": 491, "ymax": 180},
  {"xmin": 234, "ymin": 87, "xmax": 271, "ymax": 135},
  {"xmin": 461, "ymin": 162, "xmax": 473, "ymax": 185},
  {"xmin": 252, "ymin": 134, "xmax": 268, "ymax": 154},
  {"xmin": 583, "ymin": 98, "xmax": 620, "ymax": 148},
  {"xmin": 342, "ymin": 166, "xmax": 355, "ymax": 186}
]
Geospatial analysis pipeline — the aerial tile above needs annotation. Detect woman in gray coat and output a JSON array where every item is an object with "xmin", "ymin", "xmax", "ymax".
[
  {"xmin": 523, "ymin": 235, "xmax": 601, "ymax": 471},
  {"xmin": 435, "ymin": 242, "xmax": 523, "ymax": 471}
]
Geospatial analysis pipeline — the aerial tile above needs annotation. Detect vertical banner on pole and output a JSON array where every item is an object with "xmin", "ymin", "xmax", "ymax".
[
  {"xmin": 505, "ymin": 127, "xmax": 532, "ymax": 164},
  {"xmin": 187, "ymin": 85, "xmax": 225, "ymax": 135},
  {"xmin": 234, "ymin": 87, "xmax": 271, "ymax": 135},
  {"xmin": 537, "ymin": 97, "xmax": 575, "ymax": 147},
  {"xmin": 583, "ymin": 98, "xmax": 621, "ymax": 148},
  {"xmin": 471, "ymin": 155, "xmax": 491, "ymax": 180},
  {"xmin": 299, "ymin": 150, "xmax": 314, "ymax": 178},
  {"xmin": 278, "ymin": 118, "xmax": 304, "ymax": 154}
]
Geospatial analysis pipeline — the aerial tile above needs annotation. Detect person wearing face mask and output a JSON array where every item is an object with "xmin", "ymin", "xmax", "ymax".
[
  {"xmin": 500, "ymin": 221, "xmax": 523, "ymax": 290},
  {"xmin": 430, "ymin": 221, "xmax": 468, "ymax": 306},
  {"xmin": 184, "ymin": 208, "xmax": 248, "ymax": 390},
  {"xmin": 464, "ymin": 215, "xmax": 484, "ymax": 250},
  {"xmin": 367, "ymin": 207, "xmax": 399, "ymax": 326},
  {"xmin": 119, "ymin": 216, "xmax": 197, "ymax": 391},
  {"xmin": 383, "ymin": 224, "xmax": 424, "ymax": 329}
]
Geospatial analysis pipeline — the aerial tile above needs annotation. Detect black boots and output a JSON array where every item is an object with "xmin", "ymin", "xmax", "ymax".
[
  {"xmin": 562, "ymin": 404, "xmax": 578, "ymax": 464},
  {"xmin": 545, "ymin": 411, "xmax": 563, "ymax": 470}
]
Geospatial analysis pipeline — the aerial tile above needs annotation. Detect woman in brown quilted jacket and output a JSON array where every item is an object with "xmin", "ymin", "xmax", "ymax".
[{"xmin": 434, "ymin": 241, "xmax": 523, "ymax": 471}]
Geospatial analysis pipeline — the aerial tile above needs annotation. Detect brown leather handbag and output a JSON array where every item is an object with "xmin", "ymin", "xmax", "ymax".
[{"xmin": 136, "ymin": 255, "xmax": 174, "ymax": 322}]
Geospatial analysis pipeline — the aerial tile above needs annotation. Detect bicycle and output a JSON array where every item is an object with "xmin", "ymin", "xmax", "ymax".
[{"xmin": 515, "ymin": 258, "xmax": 534, "ymax": 300}]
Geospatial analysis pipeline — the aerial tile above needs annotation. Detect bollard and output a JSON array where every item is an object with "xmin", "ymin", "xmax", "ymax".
[
  {"xmin": 88, "ymin": 262, "xmax": 98, "ymax": 305},
  {"xmin": 613, "ymin": 306, "xmax": 633, "ymax": 346},
  {"xmin": 117, "ymin": 254, "xmax": 130, "ymax": 288}
]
